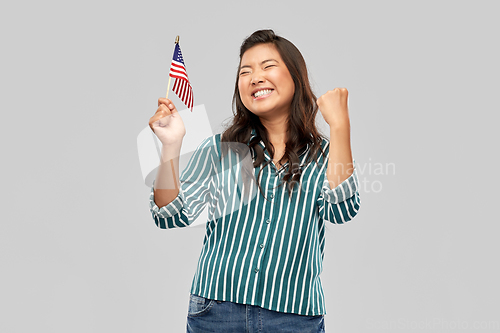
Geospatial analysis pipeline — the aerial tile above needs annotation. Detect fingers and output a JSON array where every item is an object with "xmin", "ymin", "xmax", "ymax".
[
  {"xmin": 316, "ymin": 88, "xmax": 349, "ymax": 108},
  {"xmin": 328, "ymin": 88, "xmax": 348, "ymax": 96},
  {"xmin": 318, "ymin": 88, "xmax": 348, "ymax": 101},
  {"xmin": 149, "ymin": 111, "xmax": 164, "ymax": 131},
  {"xmin": 149, "ymin": 106, "xmax": 169, "ymax": 132},
  {"xmin": 157, "ymin": 103, "xmax": 170, "ymax": 116},
  {"xmin": 339, "ymin": 88, "xmax": 348, "ymax": 100},
  {"xmin": 335, "ymin": 88, "xmax": 348, "ymax": 102},
  {"xmin": 149, "ymin": 98, "xmax": 179, "ymax": 131},
  {"xmin": 158, "ymin": 98, "xmax": 178, "ymax": 113}
]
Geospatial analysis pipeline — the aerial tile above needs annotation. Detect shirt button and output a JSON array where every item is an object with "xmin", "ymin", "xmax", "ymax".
[
  {"xmin": 255, "ymin": 268, "xmax": 259, "ymax": 273},
  {"xmin": 269, "ymin": 194, "xmax": 274, "ymax": 199},
  {"xmin": 266, "ymin": 219, "xmax": 271, "ymax": 224},
  {"xmin": 260, "ymin": 244, "xmax": 264, "ymax": 249}
]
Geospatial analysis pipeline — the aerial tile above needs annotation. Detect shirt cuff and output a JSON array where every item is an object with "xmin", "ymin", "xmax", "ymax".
[
  {"xmin": 149, "ymin": 182, "xmax": 186, "ymax": 219},
  {"xmin": 321, "ymin": 160, "xmax": 359, "ymax": 204}
]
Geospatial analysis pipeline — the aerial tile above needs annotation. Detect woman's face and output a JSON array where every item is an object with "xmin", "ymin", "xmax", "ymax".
[{"xmin": 238, "ymin": 43, "xmax": 295, "ymax": 119}]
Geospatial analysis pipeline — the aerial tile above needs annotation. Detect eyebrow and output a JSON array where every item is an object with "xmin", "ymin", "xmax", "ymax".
[{"xmin": 239, "ymin": 59, "xmax": 278, "ymax": 70}]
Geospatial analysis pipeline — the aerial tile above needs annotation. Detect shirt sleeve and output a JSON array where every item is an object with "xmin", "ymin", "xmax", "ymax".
[
  {"xmin": 317, "ymin": 159, "xmax": 361, "ymax": 224},
  {"xmin": 149, "ymin": 135, "xmax": 217, "ymax": 229}
]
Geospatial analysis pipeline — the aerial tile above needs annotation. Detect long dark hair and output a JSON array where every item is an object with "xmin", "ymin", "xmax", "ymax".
[{"xmin": 221, "ymin": 29, "xmax": 326, "ymax": 199}]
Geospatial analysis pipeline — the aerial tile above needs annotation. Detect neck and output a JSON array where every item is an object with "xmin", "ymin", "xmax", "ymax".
[{"xmin": 259, "ymin": 113, "xmax": 288, "ymax": 146}]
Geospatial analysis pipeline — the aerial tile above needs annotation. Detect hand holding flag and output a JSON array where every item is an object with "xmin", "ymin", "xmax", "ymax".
[{"xmin": 167, "ymin": 36, "xmax": 194, "ymax": 111}]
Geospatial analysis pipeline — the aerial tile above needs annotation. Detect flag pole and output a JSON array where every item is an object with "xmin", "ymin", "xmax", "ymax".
[
  {"xmin": 166, "ymin": 35, "xmax": 180, "ymax": 99},
  {"xmin": 165, "ymin": 35, "xmax": 180, "ymax": 191}
]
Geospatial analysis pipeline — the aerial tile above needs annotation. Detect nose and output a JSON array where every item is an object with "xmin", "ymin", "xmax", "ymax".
[{"xmin": 250, "ymin": 73, "xmax": 264, "ymax": 85}]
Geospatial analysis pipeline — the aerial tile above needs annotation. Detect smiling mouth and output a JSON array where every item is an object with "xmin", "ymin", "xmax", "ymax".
[{"xmin": 252, "ymin": 89, "xmax": 274, "ymax": 99}]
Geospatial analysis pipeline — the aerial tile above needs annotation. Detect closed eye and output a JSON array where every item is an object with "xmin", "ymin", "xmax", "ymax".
[{"xmin": 264, "ymin": 65, "xmax": 276, "ymax": 69}]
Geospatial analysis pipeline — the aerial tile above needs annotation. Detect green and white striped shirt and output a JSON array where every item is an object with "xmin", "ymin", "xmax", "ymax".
[{"xmin": 149, "ymin": 130, "xmax": 361, "ymax": 316}]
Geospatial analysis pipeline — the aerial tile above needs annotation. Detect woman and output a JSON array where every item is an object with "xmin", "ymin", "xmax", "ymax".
[{"xmin": 149, "ymin": 29, "xmax": 361, "ymax": 333}]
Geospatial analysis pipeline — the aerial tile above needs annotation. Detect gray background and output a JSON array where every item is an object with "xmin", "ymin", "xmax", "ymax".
[{"xmin": 1, "ymin": 0, "xmax": 499, "ymax": 332}]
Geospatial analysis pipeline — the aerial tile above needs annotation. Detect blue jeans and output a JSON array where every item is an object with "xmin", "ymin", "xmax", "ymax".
[{"xmin": 186, "ymin": 293, "xmax": 325, "ymax": 333}]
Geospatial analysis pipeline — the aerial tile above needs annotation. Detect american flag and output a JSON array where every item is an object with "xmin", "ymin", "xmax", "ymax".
[{"xmin": 169, "ymin": 43, "xmax": 194, "ymax": 111}]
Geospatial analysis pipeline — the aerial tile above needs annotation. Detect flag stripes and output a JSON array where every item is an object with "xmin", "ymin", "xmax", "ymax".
[{"xmin": 169, "ymin": 43, "xmax": 194, "ymax": 111}]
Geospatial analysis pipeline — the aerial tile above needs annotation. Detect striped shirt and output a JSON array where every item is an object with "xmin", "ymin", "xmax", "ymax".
[{"xmin": 149, "ymin": 130, "xmax": 361, "ymax": 316}]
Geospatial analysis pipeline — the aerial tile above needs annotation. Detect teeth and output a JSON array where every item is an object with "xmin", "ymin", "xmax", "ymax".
[{"xmin": 254, "ymin": 89, "xmax": 272, "ymax": 98}]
